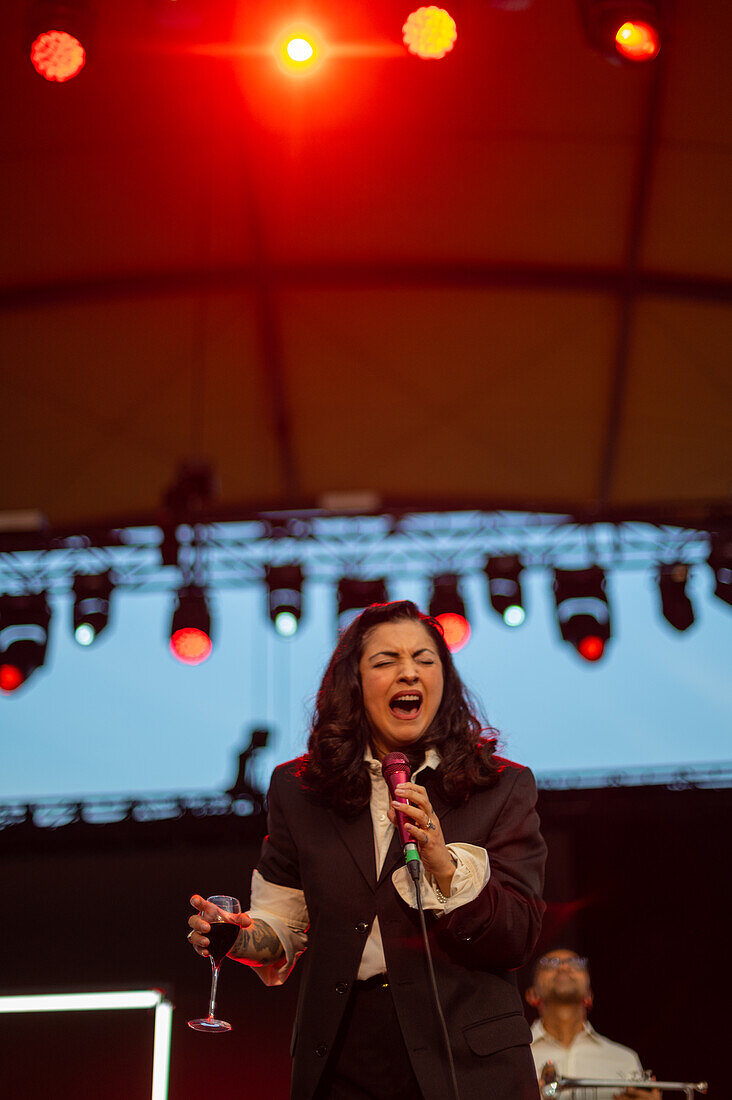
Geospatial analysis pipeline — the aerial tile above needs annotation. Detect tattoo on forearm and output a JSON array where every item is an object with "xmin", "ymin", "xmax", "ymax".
[{"xmin": 230, "ymin": 920, "xmax": 285, "ymax": 966}]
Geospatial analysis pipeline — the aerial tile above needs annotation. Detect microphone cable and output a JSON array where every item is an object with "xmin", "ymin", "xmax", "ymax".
[
  {"xmin": 381, "ymin": 752, "xmax": 459, "ymax": 1098},
  {"xmin": 412, "ymin": 871, "xmax": 461, "ymax": 1100}
]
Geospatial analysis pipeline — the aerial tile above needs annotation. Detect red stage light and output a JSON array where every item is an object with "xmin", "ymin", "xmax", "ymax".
[
  {"xmin": 30, "ymin": 29, "xmax": 86, "ymax": 82},
  {"xmin": 276, "ymin": 26, "xmax": 322, "ymax": 73},
  {"xmin": 0, "ymin": 664, "xmax": 24, "ymax": 693},
  {"xmin": 170, "ymin": 627, "xmax": 212, "ymax": 665},
  {"xmin": 403, "ymin": 6, "xmax": 457, "ymax": 60},
  {"xmin": 435, "ymin": 612, "xmax": 471, "ymax": 653},
  {"xmin": 614, "ymin": 20, "xmax": 660, "ymax": 61},
  {"xmin": 578, "ymin": 635, "xmax": 604, "ymax": 662}
]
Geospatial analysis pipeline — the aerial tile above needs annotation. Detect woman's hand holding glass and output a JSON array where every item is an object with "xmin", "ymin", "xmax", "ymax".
[
  {"xmin": 187, "ymin": 894, "xmax": 251, "ymax": 1033},
  {"xmin": 187, "ymin": 893, "xmax": 252, "ymax": 958}
]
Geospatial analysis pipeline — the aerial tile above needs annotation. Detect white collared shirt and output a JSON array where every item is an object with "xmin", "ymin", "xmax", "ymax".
[
  {"xmin": 530, "ymin": 1018, "xmax": 645, "ymax": 1098},
  {"xmin": 247, "ymin": 747, "xmax": 490, "ymax": 985}
]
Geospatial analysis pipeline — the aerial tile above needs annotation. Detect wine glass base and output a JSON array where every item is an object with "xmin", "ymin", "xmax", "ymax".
[{"xmin": 187, "ymin": 1018, "xmax": 232, "ymax": 1033}]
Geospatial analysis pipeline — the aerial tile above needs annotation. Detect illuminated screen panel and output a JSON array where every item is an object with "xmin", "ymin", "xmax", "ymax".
[{"xmin": 0, "ymin": 991, "xmax": 172, "ymax": 1099}]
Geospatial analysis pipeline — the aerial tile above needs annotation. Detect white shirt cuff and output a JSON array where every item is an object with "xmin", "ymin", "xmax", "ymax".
[
  {"xmin": 392, "ymin": 843, "xmax": 490, "ymax": 913},
  {"xmin": 247, "ymin": 869, "xmax": 309, "ymax": 986}
]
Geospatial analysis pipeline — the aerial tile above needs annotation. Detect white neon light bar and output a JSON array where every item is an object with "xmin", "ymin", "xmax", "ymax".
[
  {"xmin": 0, "ymin": 989, "xmax": 172, "ymax": 1100},
  {"xmin": 0, "ymin": 989, "xmax": 164, "ymax": 1013}
]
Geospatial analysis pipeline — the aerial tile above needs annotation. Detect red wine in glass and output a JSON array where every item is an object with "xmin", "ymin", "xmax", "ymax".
[
  {"xmin": 206, "ymin": 921, "xmax": 240, "ymax": 964},
  {"xmin": 188, "ymin": 895, "xmax": 241, "ymax": 1033}
]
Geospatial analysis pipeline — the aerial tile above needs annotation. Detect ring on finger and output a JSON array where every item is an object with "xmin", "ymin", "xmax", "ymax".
[
  {"xmin": 425, "ymin": 816, "xmax": 436, "ymax": 830},
  {"xmin": 187, "ymin": 929, "xmax": 196, "ymax": 941}
]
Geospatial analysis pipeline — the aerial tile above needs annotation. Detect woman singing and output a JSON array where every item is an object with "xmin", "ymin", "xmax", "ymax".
[{"xmin": 188, "ymin": 600, "xmax": 546, "ymax": 1099}]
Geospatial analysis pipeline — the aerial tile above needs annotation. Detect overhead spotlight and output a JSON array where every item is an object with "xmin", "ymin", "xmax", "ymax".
[
  {"xmin": 428, "ymin": 574, "xmax": 471, "ymax": 653},
  {"xmin": 552, "ymin": 567, "xmax": 611, "ymax": 662},
  {"xmin": 0, "ymin": 592, "xmax": 51, "ymax": 694},
  {"xmin": 276, "ymin": 25, "xmax": 323, "ymax": 74},
  {"xmin": 708, "ymin": 529, "xmax": 732, "ymax": 608},
  {"xmin": 578, "ymin": 0, "xmax": 662, "ymax": 63},
  {"xmin": 485, "ymin": 556, "xmax": 526, "ymax": 627},
  {"xmin": 337, "ymin": 577, "xmax": 388, "ymax": 631},
  {"xmin": 657, "ymin": 563, "xmax": 695, "ymax": 632},
  {"xmin": 614, "ymin": 18, "xmax": 660, "ymax": 60},
  {"xmin": 72, "ymin": 571, "xmax": 113, "ymax": 646},
  {"xmin": 266, "ymin": 564, "xmax": 304, "ymax": 637},
  {"xmin": 27, "ymin": 0, "xmax": 94, "ymax": 82},
  {"xmin": 402, "ymin": 6, "xmax": 457, "ymax": 60},
  {"xmin": 169, "ymin": 585, "xmax": 212, "ymax": 665}
]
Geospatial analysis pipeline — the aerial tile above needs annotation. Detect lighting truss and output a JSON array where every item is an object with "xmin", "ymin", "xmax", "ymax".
[
  {"xmin": 1, "ymin": 762, "xmax": 730, "ymax": 837},
  {"xmin": 0, "ymin": 511, "xmax": 714, "ymax": 599}
]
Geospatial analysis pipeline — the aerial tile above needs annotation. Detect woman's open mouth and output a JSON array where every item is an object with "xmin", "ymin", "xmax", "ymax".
[{"xmin": 388, "ymin": 691, "xmax": 423, "ymax": 720}]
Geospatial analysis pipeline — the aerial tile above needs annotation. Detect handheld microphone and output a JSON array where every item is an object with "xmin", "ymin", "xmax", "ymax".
[{"xmin": 381, "ymin": 751, "xmax": 421, "ymax": 882}]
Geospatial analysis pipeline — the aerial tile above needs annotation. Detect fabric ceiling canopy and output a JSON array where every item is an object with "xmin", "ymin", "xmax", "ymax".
[{"xmin": 2, "ymin": 0, "xmax": 730, "ymax": 533}]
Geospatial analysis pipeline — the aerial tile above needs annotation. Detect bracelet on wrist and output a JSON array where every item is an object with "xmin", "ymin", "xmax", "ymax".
[
  {"xmin": 431, "ymin": 853, "xmax": 458, "ymax": 903},
  {"xmin": 432, "ymin": 880, "xmax": 450, "ymax": 904}
]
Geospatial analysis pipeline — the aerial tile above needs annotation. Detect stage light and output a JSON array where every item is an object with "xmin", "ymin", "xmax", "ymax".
[
  {"xmin": 402, "ymin": 6, "xmax": 457, "ymax": 60},
  {"xmin": 27, "ymin": 1, "xmax": 93, "ymax": 82},
  {"xmin": 614, "ymin": 20, "xmax": 660, "ymax": 60},
  {"xmin": 0, "ymin": 664, "xmax": 24, "ymax": 692},
  {"xmin": 485, "ymin": 556, "xmax": 526, "ymax": 627},
  {"xmin": 0, "ymin": 592, "xmax": 51, "ymax": 693},
  {"xmin": 578, "ymin": 1, "xmax": 662, "ymax": 64},
  {"xmin": 266, "ymin": 564, "xmax": 304, "ymax": 637},
  {"xmin": 658, "ymin": 563, "xmax": 695, "ymax": 632},
  {"xmin": 428, "ymin": 574, "xmax": 471, "ymax": 652},
  {"xmin": 276, "ymin": 26, "xmax": 322, "ymax": 73},
  {"xmin": 337, "ymin": 577, "xmax": 388, "ymax": 630},
  {"xmin": 72, "ymin": 571, "xmax": 112, "ymax": 646},
  {"xmin": 287, "ymin": 37, "xmax": 314, "ymax": 62},
  {"xmin": 553, "ymin": 567, "xmax": 611, "ymax": 662},
  {"xmin": 708, "ymin": 529, "xmax": 732, "ymax": 608},
  {"xmin": 30, "ymin": 30, "xmax": 85, "ymax": 81},
  {"xmin": 169, "ymin": 585, "xmax": 212, "ymax": 665}
]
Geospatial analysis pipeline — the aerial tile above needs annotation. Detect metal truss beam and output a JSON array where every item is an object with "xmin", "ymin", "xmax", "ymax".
[
  {"xmin": 1, "ymin": 762, "xmax": 730, "ymax": 835},
  {"xmin": 0, "ymin": 511, "xmax": 714, "ymax": 597}
]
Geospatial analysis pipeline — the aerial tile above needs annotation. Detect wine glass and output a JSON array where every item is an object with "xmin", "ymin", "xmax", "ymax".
[{"xmin": 188, "ymin": 895, "xmax": 241, "ymax": 1033}]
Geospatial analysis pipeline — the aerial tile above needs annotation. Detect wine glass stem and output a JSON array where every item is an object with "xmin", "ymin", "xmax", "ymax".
[{"xmin": 208, "ymin": 960, "xmax": 221, "ymax": 1020}]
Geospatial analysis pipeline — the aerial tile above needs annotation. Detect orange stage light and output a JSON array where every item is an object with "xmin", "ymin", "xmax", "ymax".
[
  {"xmin": 402, "ymin": 6, "xmax": 457, "ymax": 60},
  {"xmin": 614, "ymin": 20, "xmax": 660, "ymax": 61},
  {"xmin": 30, "ymin": 29, "xmax": 86, "ymax": 82},
  {"xmin": 170, "ymin": 627, "xmax": 212, "ymax": 666},
  {"xmin": 435, "ymin": 612, "xmax": 471, "ymax": 653}
]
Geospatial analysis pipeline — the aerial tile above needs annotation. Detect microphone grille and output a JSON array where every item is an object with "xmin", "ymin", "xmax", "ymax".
[{"xmin": 381, "ymin": 751, "xmax": 411, "ymax": 781}]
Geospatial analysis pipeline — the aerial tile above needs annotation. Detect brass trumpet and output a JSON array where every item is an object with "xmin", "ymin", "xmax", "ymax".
[{"xmin": 540, "ymin": 1069, "xmax": 708, "ymax": 1098}]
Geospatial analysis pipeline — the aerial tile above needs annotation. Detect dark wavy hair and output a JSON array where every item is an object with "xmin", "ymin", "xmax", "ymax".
[{"xmin": 300, "ymin": 600, "xmax": 500, "ymax": 817}]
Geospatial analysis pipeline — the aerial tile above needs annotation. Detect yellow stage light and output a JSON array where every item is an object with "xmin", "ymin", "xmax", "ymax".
[
  {"xmin": 276, "ymin": 26, "xmax": 322, "ymax": 73},
  {"xmin": 402, "ymin": 6, "xmax": 457, "ymax": 60}
]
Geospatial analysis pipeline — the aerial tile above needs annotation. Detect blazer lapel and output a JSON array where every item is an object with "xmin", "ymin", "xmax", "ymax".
[{"xmin": 327, "ymin": 805, "xmax": 377, "ymax": 892}]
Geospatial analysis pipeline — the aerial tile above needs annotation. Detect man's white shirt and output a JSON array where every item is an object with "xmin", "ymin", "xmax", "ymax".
[{"xmin": 530, "ymin": 1018, "xmax": 645, "ymax": 1098}]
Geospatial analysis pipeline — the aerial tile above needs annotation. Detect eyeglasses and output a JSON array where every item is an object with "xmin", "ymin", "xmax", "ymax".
[{"xmin": 537, "ymin": 955, "xmax": 588, "ymax": 970}]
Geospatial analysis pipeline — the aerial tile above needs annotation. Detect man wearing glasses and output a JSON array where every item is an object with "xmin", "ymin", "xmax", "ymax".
[{"xmin": 525, "ymin": 948, "xmax": 661, "ymax": 1099}]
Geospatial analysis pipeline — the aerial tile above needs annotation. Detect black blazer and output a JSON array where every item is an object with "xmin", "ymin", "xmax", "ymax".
[{"xmin": 257, "ymin": 756, "xmax": 546, "ymax": 1100}]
